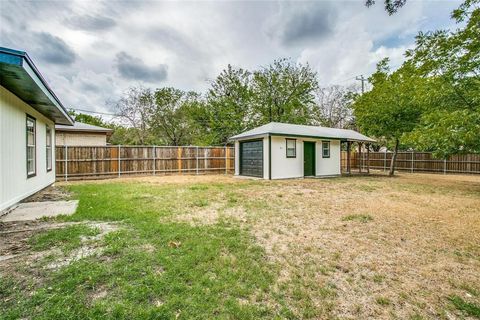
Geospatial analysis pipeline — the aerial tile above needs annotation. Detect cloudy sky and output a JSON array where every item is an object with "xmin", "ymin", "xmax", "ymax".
[{"xmin": 0, "ymin": 0, "xmax": 461, "ymax": 117}]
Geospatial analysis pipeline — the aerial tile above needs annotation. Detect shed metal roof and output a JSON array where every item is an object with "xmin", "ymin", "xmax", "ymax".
[
  {"xmin": 230, "ymin": 122, "xmax": 376, "ymax": 143},
  {"xmin": 55, "ymin": 122, "xmax": 112, "ymax": 133},
  {"xmin": 0, "ymin": 47, "xmax": 74, "ymax": 125}
]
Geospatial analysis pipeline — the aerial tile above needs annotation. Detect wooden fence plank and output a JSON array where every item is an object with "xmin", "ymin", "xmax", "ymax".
[
  {"xmin": 340, "ymin": 151, "xmax": 480, "ymax": 175},
  {"xmin": 56, "ymin": 145, "xmax": 235, "ymax": 180}
]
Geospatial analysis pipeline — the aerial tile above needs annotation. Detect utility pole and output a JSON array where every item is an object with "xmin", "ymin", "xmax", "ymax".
[{"xmin": 356, "ymin": 75, "xmax": 367, "ymax": 94}]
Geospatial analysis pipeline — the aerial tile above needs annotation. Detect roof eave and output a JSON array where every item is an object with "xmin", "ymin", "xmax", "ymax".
[
  {"xmin": 56, "ymin": 128, "xmax": 112, "ymax": 133},
  {"xmin": 230, "ymin": 132, "xmax": 375, "ymax": 143},
  {"xmin": 0, "ymin": 47, "xmax": 74, "ymax": 126}
]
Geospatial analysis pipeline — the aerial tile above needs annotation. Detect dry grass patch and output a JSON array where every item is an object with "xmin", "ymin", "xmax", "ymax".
[
  {"xmin": 167, "ymin": 200, "xmax": 248, "ymax": 226},
  {"xmin": 61, "ymin": 174, "xmax": 237, "ymax": 186},
  {"xmin": 241, "ymin": 173, "xmax": 480, "ymax": 319}
]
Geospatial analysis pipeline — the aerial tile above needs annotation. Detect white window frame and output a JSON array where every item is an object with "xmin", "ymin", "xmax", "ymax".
[
  {"xmin": 46, "ymin": 125, "xmax": 52, "ymax": 172},
  {"xmin": 322, "ymin": 141, "xmax": 330, "ymax": 158},
  {"xmin": 286, "ymin": 138, "xmax": 296, "ymax": 158},
  {"xmin": 26, "ymin": 115, "xmax": 36, "ymax": 178}
]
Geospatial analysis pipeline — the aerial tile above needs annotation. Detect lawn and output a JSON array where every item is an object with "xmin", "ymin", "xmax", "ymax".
[{"xmin": 1, "ymin": 173, "xmax": 479, "ymax": 319}]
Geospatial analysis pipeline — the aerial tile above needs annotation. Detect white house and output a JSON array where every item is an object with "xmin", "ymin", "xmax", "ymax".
[
  {"xmin": 55, "ymin": 122, "xmax": 112, "ymax": 146},
  {"xmin": 0, "ymin": 47, "xmax": 74, "ymax": 212},
  {"xmin": 230, "ymin": 122, "xmax": 375, "ymax": 179}
]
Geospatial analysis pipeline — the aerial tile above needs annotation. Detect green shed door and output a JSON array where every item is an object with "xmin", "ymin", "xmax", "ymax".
[
  {"xmin": 240, "ymin": 140, "xmax": 263, "ymax": 178},
  {"xmin": 303, "ymin": 141, "xmax": 315, "ymax": 176}
]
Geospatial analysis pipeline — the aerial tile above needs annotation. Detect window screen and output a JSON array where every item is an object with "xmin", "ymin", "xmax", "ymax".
[
  {"xmin": 46, "ymin": 125, "xmax": 52, "ymax": 171},
  {"xmin": 26, "ymin": 116, "xmax": 36, "ymax": 177},
  {"xmin": 286, "ymin": 139, "xmax": 296, "ymax": 158},
  {"xmin": 322, "ymin": 141, "xmax": 330, "ymax": 158}
]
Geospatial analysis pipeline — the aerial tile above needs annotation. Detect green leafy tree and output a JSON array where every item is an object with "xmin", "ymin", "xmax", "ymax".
[
  {"xmin": 150, "ymin": 87, "xmax": 201, "ymax": 145},
  {"xmin": 403, "ymin": 0, "xmax": 480, "ymax": 157},
  {"xmin": 68, "ymin": 110, "xmax": 111, "ymax": 128},
  {"xmin": 252, "ymin": 58, "xmax": 319, "ymax": 125},
  {"xmin": 353, "ymin": 59, "xmax": 423, "ymax": 176},
  {"xmin": 203, "ymin": 65, "xmax": 254, "ymax": 144}
]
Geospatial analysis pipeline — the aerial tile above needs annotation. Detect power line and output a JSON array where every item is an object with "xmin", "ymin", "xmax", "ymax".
[{"xmin": 70, "ymin": 108, "xmax": 118, "ymax": 116}]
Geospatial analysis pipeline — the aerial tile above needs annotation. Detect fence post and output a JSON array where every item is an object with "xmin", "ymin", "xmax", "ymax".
[
  {"xmin": 196, "ymin": 146, "xmax": 199, "ymax": 175},
  {"xmin": 64, "ymin": 145, "xmax": 68, "ymax": 182},
  {"xmin": 411, "ymin": 151, "xmax": 414, "ymax": 173},
  {"xmin": 358, "ymin": 142, "xmax": 362, "ymax": 173},
  {"xmin": 225, "ymin": 146, "xmax": 228, "ymax": 174},
  {"xmin": 177, "ymin": 147, "xmax": 182, "ymax": 174},
  {"xmin": 444, "ymin": 158, "xmax": 447, "ymax": 175},
  {"xmin": 153, "ymin": 146, "xmax": 156, "ymax": 175},
  {"xmin": 384, "ymin": 151, "xmax": 387, "ymax": 172},
  {"xmin": 118, "ymin": 145, "xmax": 121, "ymax": 177},
  {"xmin": 366, "ymin": 144, "xmax": 370, "ymax": 174},
  {"xmin": 204, "ymin": 148, "xmax": 208, "ymax": 173}
]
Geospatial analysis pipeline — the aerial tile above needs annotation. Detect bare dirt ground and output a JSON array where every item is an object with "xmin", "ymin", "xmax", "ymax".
[
  {"xmin": 22, "ymin": 184, "xmax": 72, "ymax": 202},
  {"xmin": 0, "ymin": 220, "xmax": 119, "ymax": 280}
]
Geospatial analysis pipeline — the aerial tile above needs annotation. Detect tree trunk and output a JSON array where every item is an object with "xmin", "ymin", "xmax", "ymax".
[{"xmin": 389, "ymin": 138, "xmax": 399, "ymax": 176}]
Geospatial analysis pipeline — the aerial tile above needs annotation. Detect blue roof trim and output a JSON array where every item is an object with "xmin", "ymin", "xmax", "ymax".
[{"xmin": 0, "ymin": 47, "xmax": 74, "ymax": 125}]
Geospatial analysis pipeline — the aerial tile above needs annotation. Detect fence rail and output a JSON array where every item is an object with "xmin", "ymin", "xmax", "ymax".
[
  {"xmin": 341, "ymin": 151, "xmax": 480, "ymax": 175},
  {"xmin": 56, "ymin": 145, "xmax": 234, "ymax": 181},
  {"xmin": 56, "ymin": 147, "xmax": 479, "ymax": 181}
]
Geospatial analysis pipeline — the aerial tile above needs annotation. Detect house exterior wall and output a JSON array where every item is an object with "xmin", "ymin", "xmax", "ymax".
[
  {"xmin": 315, "ymin": 139, "xmax": 341, "ymax": 176},
  {"xmin": 271, "ymin": 136, "xmax": 341, "ymax": 179},
  {"xmin": 270, "ymin": 136, "xmax": 304, "ymax": 179},
  {"xmin": 1, "ymin": 85, "xmax": 56, "ymax": 211},
  {"xmin": 55, "ymin": 132, "xmax": 107, "ymax": 146}
]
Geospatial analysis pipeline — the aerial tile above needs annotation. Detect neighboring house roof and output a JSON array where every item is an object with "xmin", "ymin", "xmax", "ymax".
[
  {"xmin": 230, "ymin": 122, "xmax": 376, "ymax": 143},
  {"xmin": 55, "ymin": 122, "xmax": 113, "ymax": 133},
  {"xmin": 0, "ymin": 47, "xmax": 74, "ymax": 125}
]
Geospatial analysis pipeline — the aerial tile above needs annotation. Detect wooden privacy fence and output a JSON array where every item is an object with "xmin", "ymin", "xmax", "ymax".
[
  {"xmin": 341, "ymin": 151, "xmax": 480, "ymax": 174},
  {"xmin": 56, "ymin": 145, "xmax": 234, "ymax": 181}
]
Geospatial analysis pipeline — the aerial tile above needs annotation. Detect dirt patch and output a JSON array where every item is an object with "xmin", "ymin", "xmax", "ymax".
[
  {"xmin": 23, "ymin": 185, "xmax": 72, "ymax": 202},
  {"xmin": 90, "ymin": 286, "xmax": 108, "ymax": 301},
  {"xmin": 0, "ymin": 220, "xmax": 80, "ymax": 257},
  {"xmin": 0, "ymin": 220, "xmax": 120, "ymax": 272},
  {"xmin": 46, "ymin": 222, "xmax": 119, "ymax": 270}
]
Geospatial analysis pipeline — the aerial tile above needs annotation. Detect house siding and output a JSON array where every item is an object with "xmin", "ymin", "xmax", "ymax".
[
  {"xmin": 0, "ymin": 85, "xmax": 55, "ymax": 211},
  {"xmin": 55, "ymin": 132, "xmax": 107, "ymax": 146}
]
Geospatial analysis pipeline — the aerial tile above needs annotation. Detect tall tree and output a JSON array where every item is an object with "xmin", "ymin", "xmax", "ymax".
[
  {"xmin": 150, "ymin": 88, "xmax": 201, "ymax": 146},
  {"xmin": 313, "ymin": 85, "xmax": 356, "ymax": 129},
  {"xmin": 353, "ymin": 59, "xmax": 423, "ymax": 176},
  {"xmin": 203, "ymin": 65, "xmax": 254, "ymax": 144},
  {"xmin": 403, "ymin": 0, "xmax": 480, "ymax": 157},
  {"xmin": 252, "ymin": 59, "xmax": 318, "ymax": 125},
  {"xmin": 114, "ymin": 87, "xmax": 156, "ymax": 145}
]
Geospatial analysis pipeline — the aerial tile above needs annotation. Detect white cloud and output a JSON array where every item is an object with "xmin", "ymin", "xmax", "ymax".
[{"xmin": 0, "ymin": 0, "xmax": 462, "ymax": 114}]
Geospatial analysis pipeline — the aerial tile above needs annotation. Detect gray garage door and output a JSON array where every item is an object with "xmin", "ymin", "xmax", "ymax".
[{"xmin": 240, "ymin": 140, "xmax": 263, "ymax": 178}]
